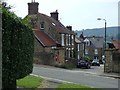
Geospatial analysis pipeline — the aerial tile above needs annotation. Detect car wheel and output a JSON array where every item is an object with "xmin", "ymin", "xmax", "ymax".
[
  {"xmin": 86, "ymin": 64, "xmax": 90, "ymax": 69},
  {"xmin": 88, "ymin": 65, "xmax": 91, "ymax": 69},
  {"xmin": 98, "ymin": 64, "xmax": 100, "ymax": 66}
]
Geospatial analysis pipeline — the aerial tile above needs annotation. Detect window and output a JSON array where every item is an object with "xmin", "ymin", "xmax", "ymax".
[
  {"xmin": 69, "ymin": 34, "xmax": 71, "ymax": 45},
  {"xmin": 40, "ymin": 22, "xmax": 44, "ymax": 29},
  {"xmin": 77, "ymin": 44, "xmax": 80, "ymax": 51},
  {"xmin": 71, "ymin": 48, "xmax": 74, "ymax": 58},
  {"xmin": 61, "ymin": 34, "xmax": 64, "ymax": 46},
  {"xmin": 85, "ymin": 49, "xmax": 88, "ymax": 54},
  {"xmin": 85, "ymin": 41, "xmax": 90, "ymax": 46},
  {"xmin": 52, "ymin": 23, "xmax": 56, "ymax": 26},
  {"xmin": 84, "ymin": 39, "xmax": 90, "ymax": 46},
  {"xmin": 94, "ymin": 49, "xmax": 98, "ymax": 54},
  {"xmin": 68, "ymin": 48, "xmax": 71, "ymax": 58},
  {"xmin": 66, "ymin": 48, "xmax": 70, "ymax": 58},
  {"xmin": 71, "ymin": 35, "xmax": 74, "ymax": 45},
  {"xmin": 66, "ymin": 34, "xmax": 68, "ymax": 46}
]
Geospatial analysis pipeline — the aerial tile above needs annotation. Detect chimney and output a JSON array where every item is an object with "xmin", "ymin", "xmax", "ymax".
[
  {"xmin": 66, "ymin": 26, "xmax": 72, "ymax": 31},
  {"xmin": 28, "ymin": 0, "xmax": 39, "ymax": 15},
  {"xmin": 50, "ymin": 10, "xmax": 59, "ymax": 21}
]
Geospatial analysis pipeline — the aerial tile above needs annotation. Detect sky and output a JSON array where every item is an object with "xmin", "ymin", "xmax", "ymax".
[{"xmin": 6, "ymin": 0, "xmax": 119, "ymax": 30}]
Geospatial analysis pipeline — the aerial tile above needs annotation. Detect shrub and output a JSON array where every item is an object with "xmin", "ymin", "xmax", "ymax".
[{"xmin": 2, "ymin": 7, "xmax": 34, "ymax": 89}]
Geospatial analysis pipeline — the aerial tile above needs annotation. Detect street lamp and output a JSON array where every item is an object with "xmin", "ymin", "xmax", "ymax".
[
  {"xmin": 97, "ymin": 18, "xmax": 107, "ymax": 49},
  {"xmin": 97, "ymin": 18, "xmax": 107, "ymax": 72}
]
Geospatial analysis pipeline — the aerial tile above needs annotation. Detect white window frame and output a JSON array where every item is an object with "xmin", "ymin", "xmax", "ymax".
[
  {"xmin": 94, "ymin": 49, "xmax": 98, "ymax": 54},
  {"xmin": 71, "ymin": 48, "xmax": 74, "ymax": 58},
  {"xmin": 40, "ymin": 22, "xmax": 44, "ymax": 29},
  {"xmin": 69, "ymin": 34, "xmax": 71, "ymax": 46},
  {"xmin": 77, "ymin": 44, "xmax": 80, "ymax": 51},
  {"xmin": 68, "ymin": 48, "xmax": 71, "ymax": 58},
  {"xmin": 85, "ymin": 49, "xmax": 88, "ymax": 54},
  {"xmin": 71, "ymin": 35, "xmax": 74, "ymax": 45},
  {"xmin": 61, "ymin": 34, "xmax": 65, "ymax": 46}
]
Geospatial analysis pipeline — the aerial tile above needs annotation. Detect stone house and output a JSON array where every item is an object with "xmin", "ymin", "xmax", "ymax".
[
  {"xmin": 79, "ymin": 33, "xmax": 104, "ymax": 62},
  {"xmin": 26, "ymin": 1, "xmax": 76, "ymax": 66}
]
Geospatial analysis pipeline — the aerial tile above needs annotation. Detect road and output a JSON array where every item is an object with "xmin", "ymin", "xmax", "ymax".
[{"xmin": 32, "ymin": 64, "xmax": 119, "ymax": 88}]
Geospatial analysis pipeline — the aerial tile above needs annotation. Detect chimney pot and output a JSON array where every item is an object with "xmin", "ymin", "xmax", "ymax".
[
  {"xmin": 50, "ymin": 10, "xmax": 59, "ymax": 21},
  {"xmin": 66, "ymin": 26, "xmax": 72, "ymax": 31},
  {"xmin": 28, "ymin": 2, "xmax": 39, "ymax": 15}
]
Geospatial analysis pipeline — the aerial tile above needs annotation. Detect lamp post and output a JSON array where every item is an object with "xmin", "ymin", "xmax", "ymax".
[
  {"xmin": 97, "ymin": 18, "xmax": 107, "ymax": 49},
  {"xmin": 97, "ymin": 18, "xmax": 107, "ymax": 72}
]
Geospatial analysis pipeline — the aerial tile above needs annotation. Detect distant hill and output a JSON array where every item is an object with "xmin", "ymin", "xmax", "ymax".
[{"xmin": 75, "ymin": 26, "xmax": 119, "ymax": 41}]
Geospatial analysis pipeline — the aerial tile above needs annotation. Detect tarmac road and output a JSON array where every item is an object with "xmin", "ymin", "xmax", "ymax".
[{"xmin": 32, "ymin": 64, "xmax": 119, "ymax": 89}]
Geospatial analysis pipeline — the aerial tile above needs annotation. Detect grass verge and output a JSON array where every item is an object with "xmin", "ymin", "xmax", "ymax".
[
  {"xmin": 56, "ymin": 83, "xmax": 102, "ymax": 90},
  {"xmin": 17, "ymin": 75, "xmax": 43, "ymax": 88}
]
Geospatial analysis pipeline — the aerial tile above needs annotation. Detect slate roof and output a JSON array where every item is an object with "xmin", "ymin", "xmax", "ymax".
[
  {"xmin": 37, "ymin": 13, "xmax": 75, "ymax": 34},
  {"xmin": 29, "ymin": 12, "xmax": 75, "ymax": 47},
  {"xmin": 75, "ymin": 37, "xmax": 82, "ymax": 43},
  {"xmin": 86, "ymin": 36, "xmax": 104, "ymax": 48}
]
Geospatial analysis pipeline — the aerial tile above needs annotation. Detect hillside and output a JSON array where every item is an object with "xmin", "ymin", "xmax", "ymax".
[{"xmin": 75, "ymin": 26, "xmax": 119, "ymax": 41}]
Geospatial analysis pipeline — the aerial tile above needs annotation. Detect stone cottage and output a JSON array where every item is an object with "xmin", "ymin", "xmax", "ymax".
[{"xmin": 26, "ymin": 1, "xmax": 76, "ymax": 66}]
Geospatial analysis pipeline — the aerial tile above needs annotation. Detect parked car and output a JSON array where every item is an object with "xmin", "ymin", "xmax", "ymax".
[
  {"xmin": 91, "ymin": 59, "xmax": 100, "ymax": 66},
  {"xmin": 77, "ymin": 59, "xmax": 91, "ymax": 69}
]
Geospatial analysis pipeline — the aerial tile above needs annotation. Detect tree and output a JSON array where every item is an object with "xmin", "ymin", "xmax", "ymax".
[{"xmin": 2, "ymin": 5, "xmax": 34, "ymax": 89}]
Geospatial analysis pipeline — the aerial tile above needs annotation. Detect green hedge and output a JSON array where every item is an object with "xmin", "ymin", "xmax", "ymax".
[{"xmin": 2, "ymin": 7, "xmax": 34, "ymax": 88}]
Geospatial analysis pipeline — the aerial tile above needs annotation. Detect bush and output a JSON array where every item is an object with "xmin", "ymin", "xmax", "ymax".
[
  {"xmin": 2, "ymin": 7, "xmax": 34, "ymax": 89},
  {"xmin": 84, "ymin": 55, "xmax": 92, "ymax": 62}
]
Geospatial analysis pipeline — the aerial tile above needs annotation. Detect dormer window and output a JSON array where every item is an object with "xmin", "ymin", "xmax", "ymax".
[
  {"xmin": 40, "ymin": 22, "xmax": 44, "ymax": 30},
  {"xmin": 84, "ymin": 38, "xmax": 90, "ymax": 46},
  {"xmin": 86, "ymin": 41, "xmax": 90, "ymax": 46}
]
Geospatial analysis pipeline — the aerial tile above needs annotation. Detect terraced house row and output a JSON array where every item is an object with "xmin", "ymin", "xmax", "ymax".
[
  {"xmin": 26, "ymin": 1, "xmax": 81, "ymax": 66},
  {"xmin": 26, "ymin": 1, "xmax": 104, "ymax": 66}
]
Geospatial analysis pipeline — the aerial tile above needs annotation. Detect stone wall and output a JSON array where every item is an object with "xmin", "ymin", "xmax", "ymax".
[
  {"xmin": 105, "ymin": 49, "xmax": 120, "ymax": 73},
  {"xmin": 112, "ymin": 52, "xmax": 120, "ymax": 73}
]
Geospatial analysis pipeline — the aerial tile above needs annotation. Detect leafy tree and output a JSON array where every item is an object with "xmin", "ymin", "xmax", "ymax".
[
  {"xmin": 84, "ymin": 55, "xmax": 92, "ymax": 62},
  {"xmin": 2, "ymin": 4, "xmax": 34, "ymax": 89}
]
